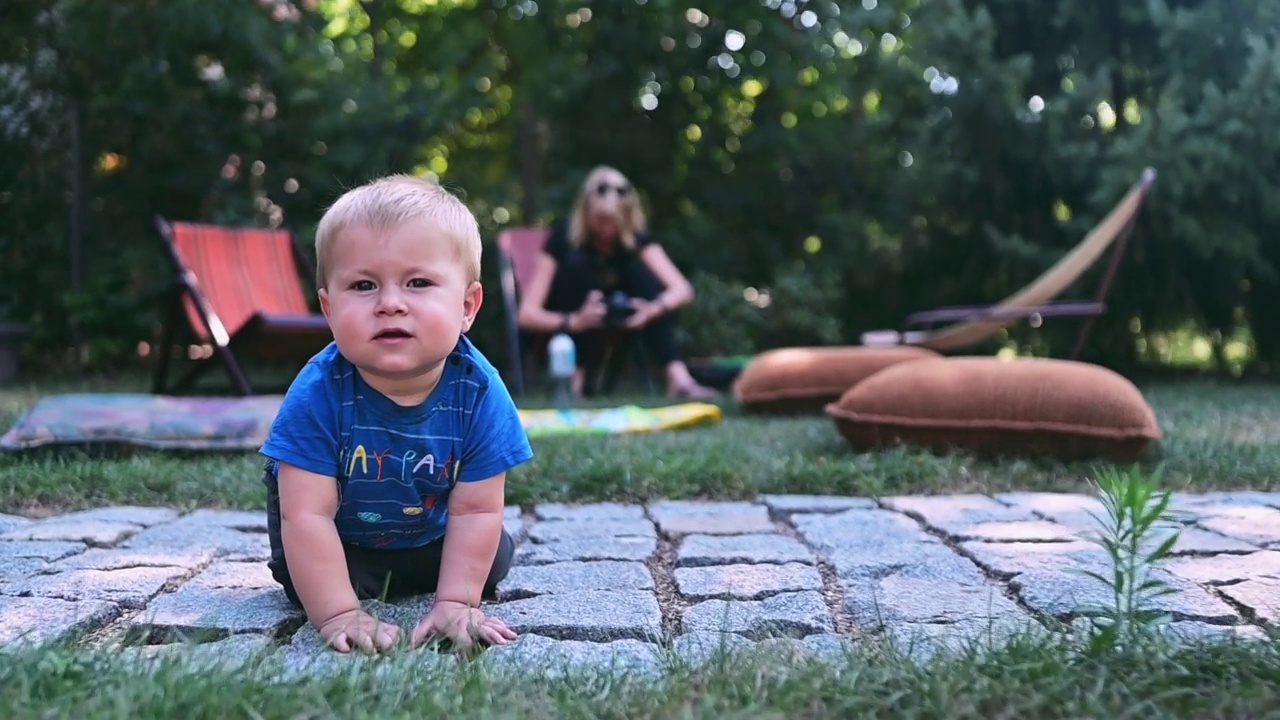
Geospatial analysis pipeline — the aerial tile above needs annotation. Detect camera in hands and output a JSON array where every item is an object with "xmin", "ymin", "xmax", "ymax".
[{"xmin": 605, "ymin": 291, "xmax": 636, "ymax": 326}]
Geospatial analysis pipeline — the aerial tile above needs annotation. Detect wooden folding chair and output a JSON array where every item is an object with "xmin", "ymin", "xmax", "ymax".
[
  {"xmin": 862, "ymin": 167, "xmax": 1157, "ymax": 359},
  {"xmin": 151, "ymin": 216, "xmax": 333, "ymax": 395},
  {"xmin": 496, "ymin": 227, "xmax": 655, "ymax": 398}
]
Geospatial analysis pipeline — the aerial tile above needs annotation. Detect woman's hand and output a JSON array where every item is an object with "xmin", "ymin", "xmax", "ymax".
[
  {"xmin": 570, "ymin": 290, "xmax": 607, "ymax": 331},
  {"xmin": 624, "ymin": 297, "xmax": 665, "ymax": 329}
]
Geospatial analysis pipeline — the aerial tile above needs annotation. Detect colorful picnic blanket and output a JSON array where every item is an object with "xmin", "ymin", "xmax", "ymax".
[
  {"xmin": 0, "ymin": 393, "xmax": 722, "ymax": 451},
  {"xmin": 519, "ymin": 402, "xmax": 722, "ymax": 438}
]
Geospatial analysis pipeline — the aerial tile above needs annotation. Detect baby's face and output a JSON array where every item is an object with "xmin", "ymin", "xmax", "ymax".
[{"xmin": 319, "ymin": 220, "xmax": 479, "ymax": 390}]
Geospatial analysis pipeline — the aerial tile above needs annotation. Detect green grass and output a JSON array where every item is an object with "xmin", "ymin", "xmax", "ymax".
[
  {"xmin": 4, "ymin": 631, "xmax": 1279, "ymax": 719},
  {"xmin": 3, "ymin": 371, "xmax": 1279, "ymax": 717},
  {"xmin": 2, "ymin": 373, "xmax": 1280, "ymax": 514}
]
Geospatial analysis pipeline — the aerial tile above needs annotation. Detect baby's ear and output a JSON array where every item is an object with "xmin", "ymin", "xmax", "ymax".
[
  {"xmin": 461, "ymin": 280, "xmax": 483, "ymax": 329},
  {"xmin": 318, "ymin": 287, "xmax": 331, "ymax": 319}
]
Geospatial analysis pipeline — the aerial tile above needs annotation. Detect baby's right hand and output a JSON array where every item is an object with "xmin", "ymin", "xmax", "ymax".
[{"xmin": 317, "ymin": 608, "xmax": 401, "ymax": 654}]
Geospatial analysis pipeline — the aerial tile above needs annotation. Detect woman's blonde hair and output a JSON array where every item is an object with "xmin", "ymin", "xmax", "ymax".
[
  {"xmin": 568, "ymin": 165, "xmax": 648, "ymax": 251},
  {"xmin": 313, "ymin": 174, "xmax": 482, "ymax": 288}
]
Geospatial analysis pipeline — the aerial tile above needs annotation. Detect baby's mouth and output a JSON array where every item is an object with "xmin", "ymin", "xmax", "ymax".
[{"xmin": 374, "ymin": 329, "xmax": 412, "ymax": 340}]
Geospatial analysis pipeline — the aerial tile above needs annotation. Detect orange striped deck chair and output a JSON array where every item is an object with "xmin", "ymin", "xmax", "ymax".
[{"xmin": 151, "ymin": 216, "xmax": 333, "ymax": 395}]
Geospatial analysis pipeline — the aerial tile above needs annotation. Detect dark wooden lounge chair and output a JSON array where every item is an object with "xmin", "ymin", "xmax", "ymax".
[{"xmin": 860, "ymin": 167, "xmax": 1157, "ymax": 360}]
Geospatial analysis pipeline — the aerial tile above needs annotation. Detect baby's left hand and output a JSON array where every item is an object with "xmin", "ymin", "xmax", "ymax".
[{"xmin": 410, "ymin": 600, "xmax": 517, "ymax": 650}]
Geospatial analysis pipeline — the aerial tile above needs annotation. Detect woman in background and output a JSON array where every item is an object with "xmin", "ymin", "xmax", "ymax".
[{"xmin": 515, "ymin": 165, "xmax": 717, "ymax": 399}]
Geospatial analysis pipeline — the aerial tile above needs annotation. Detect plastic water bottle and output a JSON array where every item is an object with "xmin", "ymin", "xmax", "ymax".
[{"xmin": 548, "ymin": 332, "xmax": 576, "ymax": 409}]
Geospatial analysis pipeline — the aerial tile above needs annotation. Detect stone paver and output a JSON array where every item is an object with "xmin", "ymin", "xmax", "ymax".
[
  {"xmin": 1, "ymin": 557, "xmax": 51, "ymax": 583},
  {"xmin": 0, "ymin": 539, "xmax": 87, "ymax": 562},
  {"xmin": 5, "ymin": 566, "xmax": 189, "ymax": 609},
  {"xmin": 527, "ymin": 518, "xmax": 656, "ymax": 543},
  {"xmin": 51, "ymin": 506, "xmax": 181, "ymax": 527},
  {"xmin": 844, "ymin": 574, "xmax": 1035, "ymax": 635},
  {"xmin": 883, "ymin": 493, "xmax": 1038, "ymax": 536},
  {"xmin": 677, "ymin": 533, "xmax": 815, "ymax": 567},
  {"xmin": 675, "ymin": 562, "xmax": 822, "ymax": 600},
  {"xmin": 481, "ymin": 633, "xmax": 663, "ymax": 679},
  {"xmin": 1193, "ymin": 505, "xmax": 1280, "ymax": 546},
  {"xmin": 0, "ymin": 493, "xmax": 1275, "ymax": 676},
  {"xmin": 1165, "ymin": 550, "xmax": 1280, "ymax": 584},
  {"xmin": 792, "ymin": 507, "xmax": 983, "ymax": 584},
  {"xmin": 0, "ymin": 519, "xmax": 143, "ymax": 546},
  {"xmin": 43, "ymin": 547, "xmax": 215, "ymax": 573},
  {"xmin": 0, "ymin": 512, "xmax": 33, "ymax": 534},
  {"xmin": 185, "ymin": 560, "xmax": 279, "ymax": 589},
  {"xmin": 671, "ymin": 630, "xmax": 757, "ymax": 665},
  {"xmin": 514, "ymin": 536, "xmax": 656, "ymax": 565},
  {"xmin": 960, "ymin": 539, "xmax": 1108, "ymax": 578},
  {"xmin": 123, "ymin": 512, "xmax": 270, "ymax": 561},
  {"xmin": 118, "ymin": 634, "xmax": 275, "ymax": 675},
  {"xmin": 488, "ymin": 590, "xmax": 663, "ymax": 641},
  {"xmin": 1010, "ymin": 568, "xmax": 1240, "ymax": 622},
  {"xmin": 994, "ymin": 491, "xmax": 1110, "ymax": 532},
  {"xmin": 758, "ymin": 495, "xmax": 878, "ymax": 515},
  {"xmin": 534, "ymin": 502, "xmax": 646, "ymax": 521},
  {"xmin": 1218, "ymin": 579, "xmax": 1280, "ymax": 624},
  {"xmin": 1156, "ymin": 526, "xmax": 1260, "ymax": 555},
  {"xmin": 501, "ymin": 560, "xmax": 654, "ymax": 598},
  {"xmin": 683, "ymin": 590, "xmax": 833, "ymax": 638},
  {"xmin": 648, "ymin": 500, "xmax": 775, "ymax": 536},
  {"xmin": 0, "ymin": 595, "xmax": 120, "ymax": 647},
  {"xmin": 130, "ymin": 586, "xmax": 300, "ymax": 639}
]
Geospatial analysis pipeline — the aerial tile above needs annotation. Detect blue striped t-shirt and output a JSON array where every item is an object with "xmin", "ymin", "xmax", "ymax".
[{"xmin": 260, "ymin": 335, "xmax": 533, "ymax": 550}]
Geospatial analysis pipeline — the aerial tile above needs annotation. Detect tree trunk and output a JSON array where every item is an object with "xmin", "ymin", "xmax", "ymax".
[{"xmin": 518, "ymin": 99, "xmax": 541, "ymax": 223}]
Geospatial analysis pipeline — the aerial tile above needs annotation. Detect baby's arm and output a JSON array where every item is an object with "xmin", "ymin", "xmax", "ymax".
[
  {"xmin": 278, "ymin": 462, "xmax": 400, "ymax": 652},
  {"xmin": 408, "ymin": 472, "xmax": 515, "ymax": 649},
  {"xmin": 435, "ymin": 472, "xmax": 508, "ymax": 607},
  {"xmin": 277, "ymin": 462, "xmax": 357, "ymax": 621},
  {"xmin": 409, "ymin": 365, "xmax": 531, "ymax": 648}
]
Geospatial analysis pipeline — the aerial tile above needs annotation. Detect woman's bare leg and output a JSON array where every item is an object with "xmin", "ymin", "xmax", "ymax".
[{"xmin": 664, "ymin": 361, "xmax": 718, "ymax": 399}]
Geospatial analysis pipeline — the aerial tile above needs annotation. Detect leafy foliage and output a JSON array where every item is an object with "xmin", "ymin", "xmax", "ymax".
[{"xmin": 3, "ymin": 0, "xmax": 1279, "ymax": 374}]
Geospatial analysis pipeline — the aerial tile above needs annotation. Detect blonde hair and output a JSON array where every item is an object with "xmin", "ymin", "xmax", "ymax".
[
  {"xmin": 314, "ymin": 174, "xmax": 482, "ymax": 287},
  {"xmin": 568, "ymin": 165, "xmax": 648, "ymax": 251}
]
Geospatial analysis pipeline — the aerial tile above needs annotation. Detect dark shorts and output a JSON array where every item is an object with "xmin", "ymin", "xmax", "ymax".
[{"xmin": 262, "ymin": 464, "xmax": 515, "ymax": 606}]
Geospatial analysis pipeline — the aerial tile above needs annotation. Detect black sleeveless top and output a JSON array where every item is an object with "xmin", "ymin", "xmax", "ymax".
[{"xmin": 544, "ymin": 219, "xmax": 655, "ymax": 295}]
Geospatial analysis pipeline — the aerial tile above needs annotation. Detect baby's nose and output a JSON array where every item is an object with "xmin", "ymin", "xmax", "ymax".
[{"xmin": 376, "ymin": 288, "xmax": 407, "ymax": 312}]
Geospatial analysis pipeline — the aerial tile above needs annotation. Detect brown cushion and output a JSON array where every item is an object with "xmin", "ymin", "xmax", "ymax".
[
  {"xmin": 825, "ymin": 356, "xmax": 1161, "ymax": 461},
  {"xmin": 732, "ymin": 345, "xmax": 941, "ymax": 415}
]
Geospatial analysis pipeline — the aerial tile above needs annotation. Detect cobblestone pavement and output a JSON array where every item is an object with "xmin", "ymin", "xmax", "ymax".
[{"xmin": 1, "ymin": 492, "xmax": 1277, "ymax": 679}]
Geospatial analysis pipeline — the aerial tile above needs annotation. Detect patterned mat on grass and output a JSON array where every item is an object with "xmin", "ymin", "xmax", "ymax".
[
  {"xmin": 0, "ymin": 393, "xmax": 722, "ymax": 451},
  {"xmin": 518, "ymin": 402, "xmax": 722, "ymax": 438}
]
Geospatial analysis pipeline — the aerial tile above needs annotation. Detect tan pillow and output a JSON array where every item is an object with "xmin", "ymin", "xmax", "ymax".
[
  {"xmin": 825, "ymin": 356, "xmax": 1161, "ymax": 461},
  {"xmin": 733, "ymin": 345, "xmax": 940, "ymax": 415}
]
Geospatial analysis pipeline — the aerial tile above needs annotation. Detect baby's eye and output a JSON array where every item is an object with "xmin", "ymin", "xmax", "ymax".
[
  {"xmin": 407, "ymin": 278, "xmax": 434, "ymax": 289},
  {"xmin": 351, "ymin": 280, "xmax": 375, "ymax": 292}
]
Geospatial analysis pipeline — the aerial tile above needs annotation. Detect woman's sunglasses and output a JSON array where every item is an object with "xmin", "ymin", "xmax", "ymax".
[{"xmin": 594, "ymin": 182, "xmax": 632, "ymax": 197}]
